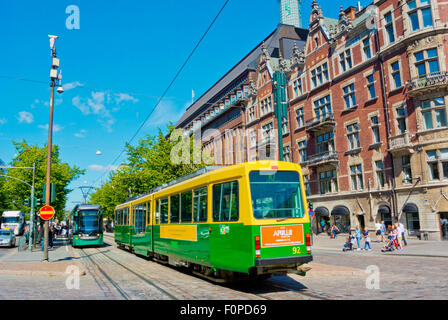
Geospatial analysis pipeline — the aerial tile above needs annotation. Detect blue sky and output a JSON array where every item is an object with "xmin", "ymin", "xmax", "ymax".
[{"xmin": 0, "ymin": 0, "xmax": 372, "ymax": 210}]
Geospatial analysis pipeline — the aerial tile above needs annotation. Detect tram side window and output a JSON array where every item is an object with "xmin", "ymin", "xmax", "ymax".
[
  {"xmin": 160, "ymin": 198, "xmax": 169, "ymax": 224},
  {"xmin": 124, "ymin": 208, "xmax": 129, "ymax": 226},
  {"xmin": 193, "ymin": 187, "xmax": 208, "ymax": 223},
  {"xmin": 181, "ymin": 191, "xmax": 193, "ymax": 223},
  {"xmin": 213, "ymin": 181, "xmax": 239, "ymax": 222},
  {"xmin": 146, "ymin": 202, "xmax": 151, "ymax": 225},
  {"xmin": 155, "ymin": 200, "xmax": 160, "ymax": 224},
  {"xmin": 133, "ymin": 205, "xmax": 146, "ymax": 234},
  {"xmin": 170, "ymin": 194, "xmax": 180, "ymax": 223}
]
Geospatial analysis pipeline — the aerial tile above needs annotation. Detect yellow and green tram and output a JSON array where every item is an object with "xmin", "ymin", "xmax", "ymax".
[
  {"xmin": 70, "ymin": 204, "xmax": 104, "ymax": 247},
  {"xmin": 114, "ymin": 161, "xmax": 312, "ymax": 281}
]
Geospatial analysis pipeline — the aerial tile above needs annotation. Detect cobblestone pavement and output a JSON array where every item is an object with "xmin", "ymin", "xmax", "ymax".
[{"xmin": 1, "ymin": 234, "xmax": 446, "ymax": 300}]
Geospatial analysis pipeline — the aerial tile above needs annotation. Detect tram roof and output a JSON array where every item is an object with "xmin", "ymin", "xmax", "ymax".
[
  {"xmin": 124, "ymin": 166, "xmax": 224, "ymax": 204},
  {"xmin": 73, "ymin": 204, "xmax": 102, "ymax": 212}
]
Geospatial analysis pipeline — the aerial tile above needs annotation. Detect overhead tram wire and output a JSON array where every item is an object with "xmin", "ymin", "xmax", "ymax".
[{"xmin": 92, "ymin": 0, "xmax": 231, "ymax": 188}]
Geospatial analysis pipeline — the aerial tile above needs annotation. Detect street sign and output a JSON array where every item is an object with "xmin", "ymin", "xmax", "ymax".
[
  {"xmin": 308, "ymin": 210, "xmax": 315, "ymax": 218},
  {"xmin": 39, "ymin": 205, "xmax": 55, "ymax": 221}
]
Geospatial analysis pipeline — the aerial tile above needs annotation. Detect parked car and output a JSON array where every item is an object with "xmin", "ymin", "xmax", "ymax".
[{"xmin": 0, "ymin": 229, "xmax": 16, "ymax": 248}]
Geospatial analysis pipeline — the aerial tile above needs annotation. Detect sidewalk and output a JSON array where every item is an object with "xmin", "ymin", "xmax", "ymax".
[
  {"xmin": 0, "ymin": 238, "xmax": 86, "ymax": 276},
  {"xmin": 311, "ymin": 234, "xmax": 448, "ymax": 258}
]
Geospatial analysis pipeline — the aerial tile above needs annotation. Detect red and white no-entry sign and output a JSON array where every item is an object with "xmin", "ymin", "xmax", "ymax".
[{"xmin": 39, "ymin": 205, "xmax": 55, "ymax": 221}]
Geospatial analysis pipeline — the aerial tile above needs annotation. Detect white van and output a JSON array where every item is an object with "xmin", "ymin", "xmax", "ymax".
[{"xmin": 1, "ymin": 211, "xmax": 25, "ymax": 236}]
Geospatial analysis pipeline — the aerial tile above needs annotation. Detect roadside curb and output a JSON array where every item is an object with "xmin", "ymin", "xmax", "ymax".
[{"xmin": 313, "ymin": 246, "xmax": 448, "ymax": 259}]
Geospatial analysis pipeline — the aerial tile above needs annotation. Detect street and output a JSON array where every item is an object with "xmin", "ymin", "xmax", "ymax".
[{"xmin": 0, "ymin": 234, "xmax": 446, "ymax": 300}]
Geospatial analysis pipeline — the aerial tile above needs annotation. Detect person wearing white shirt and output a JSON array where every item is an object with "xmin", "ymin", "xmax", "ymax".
[{"xmin": 398, "ymin": 222, "xmax": 407, "ymax": 246}]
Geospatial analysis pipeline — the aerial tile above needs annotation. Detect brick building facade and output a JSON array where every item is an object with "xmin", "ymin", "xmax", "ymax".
[{"xmin": 176, "ymin": 0, "xmax": 448, "ymax": 240}]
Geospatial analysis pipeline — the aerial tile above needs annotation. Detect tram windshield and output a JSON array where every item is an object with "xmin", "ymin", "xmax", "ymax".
[
  {"xmin": 249, "ymin": 171, "xmax": 304, "ymax": 220},
  {"xmin": 2, "ymin": 217, "xmax": 20, "ymax": 223},
  {"xmin": 77, "ymin": 210, "xmax": 100, "ymax": 234}
]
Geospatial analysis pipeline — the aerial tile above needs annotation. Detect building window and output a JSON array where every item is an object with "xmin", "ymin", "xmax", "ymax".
[
  {"xmin": 248, "ymin": 106, "xmax": 256, "ymax": 123},
  {"xmin": 367, "ymin": 74, "xmax": 376, "ymax": 99},
  {"xmin": 350, "ymin": 165, "xmax": 364, "ymax": 191},
  {"xmin": 343, "ymin": 83, "xmax": 357, "ymax": 109},
  {"xmin": 415, "ymin": 48, "xmax": 439, "ymax": 78},
  {"xmin": 260, "ymin": 96, "xmax": 273, "ymax": 116},
  {"xmin": 371, "ymin": 116, "xmax": 381, "ymax": 143},
  {"xmin": 283, "ymin": 145, "xmax": 291, "ymax": 162},
  {"xmin": 303, "ymin": 175, "xmax": 311, "ymax": 196},
  {"xmin": 262, "ymin": 122, "xmax": 274, "ymax": 141},
  {"xmin": 402, "ymin": 155, "xmax": 413, "ymax": 183},
  {"xmin": 311, "ymin": 63, "xmax": 329, "ymax": 88},
  {"xmin": 314, "ymin": 95, "xmax": 332, "ymax": 120},
  {"xmin": 249, "ymin": 129, "xmax": 257, "ymax": 148},
  {"xmin": 408, "ymin": 0, "xmax": 433, "ymax": 31},
  {"xmin": 319, "ymin": 170, "xmax": 338, "ymax": 195},
  {"xmin": 397, "ymin": 106, "xmax": 407, "ymax": 134},
  {"xmin": 376, "ymin": 160, "xmax": 386, "ymax": 188},
  {"xmin": 293, "ymin": 78, "xmax": 303, "ymax": 97},
  {"xmin": 347, "ymin": 123, "xmax": 360, "ymax": 150},
  {"xmin": 384, "ymin": 12, "xmax": 395, "ymax": 43},
  {"xmin": 317, "ymin": 131, "xmax": 335, "ymax": 154},
  {"xmin": 391, "ymin": 61, "xmax": 402, "ymax": 89},
  {"xmin": 281, "ymin": 116, "xmax": 289, "ymax": 135},
  {"xmin": 339, "ymin": 49, "xmax": 352, "ymax": 73},
  {"xmin": 421, "ymin": 97, "xmax": 447, "ymax": 130},
  {"xmin": 298, "ymin": 140, "xmax": 307, "ymax": 163},
  {"xmin": 296, "ymin": 107, "xmax": 305, "ymax": 128},
  {"xmin": 363, "ymin": 37, "xmax": 372, "ymax": 59},
  {"xmin": 426, "ymin": 149, "xmax": 448, "ymax": 181}
]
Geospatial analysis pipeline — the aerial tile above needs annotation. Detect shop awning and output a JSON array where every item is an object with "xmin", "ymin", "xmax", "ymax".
[
  {"xmin": 331, "ymin": 206, "xmax": 350, "ymax": 216},
  {"xmin": 315, "ymin": 207, "xmax": 330, "ymax": 217},
  {"xmin": 378, "ymin": 205, "xmax": 391, "ymax": 215},
  {"xmin": 402, "ymin": 203, "xmax": 419, "ymax": 213}
]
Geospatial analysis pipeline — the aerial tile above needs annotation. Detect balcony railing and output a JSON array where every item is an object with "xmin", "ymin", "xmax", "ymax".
[
  {"xmin": 407, "ymin": 72, "xmax": 448, "ymax": 95},
  {"xmin": 305, "ymin": 113, "xmax": 336, "ymax": 132},
  {"xmin": 303, "ymin": 151, "xmax": 338, "ymax": 166},
  {"xmin": 388, "ymin": 132, "xmax": 413, "ymax": 152}
]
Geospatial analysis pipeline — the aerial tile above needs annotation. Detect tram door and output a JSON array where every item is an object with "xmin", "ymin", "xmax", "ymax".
[{"xmin": 440, "ymin": 213, "xmax": 448, "ymax": 240}]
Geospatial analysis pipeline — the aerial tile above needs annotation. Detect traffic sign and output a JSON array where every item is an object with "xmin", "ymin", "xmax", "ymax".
[
  {"xmin": 39, "ymin": 205, "xmax": 55, "ymax": 221},
  {"xmin": 308, "ymin": 210, "xmax": 315, "ymax": 218}
]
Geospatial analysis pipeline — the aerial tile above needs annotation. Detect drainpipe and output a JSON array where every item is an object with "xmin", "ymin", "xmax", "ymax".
[{"xmin": 375, "ymin": 29, "xmax": 399, "ymax": 223}]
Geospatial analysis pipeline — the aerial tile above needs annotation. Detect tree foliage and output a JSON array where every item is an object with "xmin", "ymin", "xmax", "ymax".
[
  {"xmin": 90, "ymin": 125, "xmax": 207, "ymax": 218},
  {"xmin": 1, "ymin": 140, "xmax": 85, "ymax": 221}
]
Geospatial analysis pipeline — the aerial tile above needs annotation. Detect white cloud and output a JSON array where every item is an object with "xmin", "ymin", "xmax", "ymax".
[
  {"xmin": 0, "ymin": 118, "xmax": 6, "ymax": 125},
  {"xmin": 18, "ymin": 111, "xmax": 34, "ymax": 124},
  {"xmin": 88, "ymin": 164, "xmax": 119, "ymax": 172},
  {"xmin": 74, "ymin": 129, "xmax": 87, "ymax": 138},
  {"xmin": 63, "ymin": 81, "xmax": 84, "ymax": 91},
  {"xmin": 115, "ymin": 93, "xmax": 139, "ymax": 104},
  {"xmin": 38, "ymin": 124, "xmax": 63, "ymax": 132}
]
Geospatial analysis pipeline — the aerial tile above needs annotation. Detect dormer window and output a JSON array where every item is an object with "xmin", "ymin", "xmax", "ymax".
[{"xmin": 340, "ymin": 49, "xmax": 352, "ymax": 73}]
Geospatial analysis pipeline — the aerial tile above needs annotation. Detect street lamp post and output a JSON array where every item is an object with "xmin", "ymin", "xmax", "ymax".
[{"xmin": 43, "ymin": 35, "xmax": 64, "ymax": 262}]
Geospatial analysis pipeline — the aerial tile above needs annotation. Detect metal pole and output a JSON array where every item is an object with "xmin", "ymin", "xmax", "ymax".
[
  {"xmin": 28, "ymin": 163, "xmax": 35, "ymax": 251},
  {"xmin": 43, "ymin": 78, "xmax": 55, "ymax": 262}
]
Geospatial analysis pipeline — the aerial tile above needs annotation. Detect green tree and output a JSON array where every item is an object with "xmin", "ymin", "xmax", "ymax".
[
  {"xmin": 3, "ymin": 140, "xmax": 85, "ymax": 221},
  {"xmin": 91, "ymin": 124, "xmax": 207, "ymax": 218}
]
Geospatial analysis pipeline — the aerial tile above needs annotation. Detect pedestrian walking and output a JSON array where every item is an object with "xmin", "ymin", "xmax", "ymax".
[
  {"xmin": 355, "ymin": 225, "xmax": 362, "ymax": 250},
  {"xmin": 380, "ymin": 221, "xmax": 386, "ymax": 242},
  {"xmin": 331, "ymin": 224, "xmax": 339, "ymax": 239},
  {"xmin": 363, "ymin": 228, "xmax": 372, "ymax": 251},
  {"xmin": 320, "ymin": 220, "xmax": 326, "ymax": 233},
  {"xmin": 375, "ymin": 221, "xmax": 382, "ymax": 242},
  {"xmin": 49, "ymin": 226, "xmax": 54, "ymax": 249},
  {"xmin": 398, "ymin": 221, "xmax": 407, "ymax": 246}
]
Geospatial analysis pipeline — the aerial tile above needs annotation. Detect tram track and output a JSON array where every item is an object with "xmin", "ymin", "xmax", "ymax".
[
  {"xmin": 101, "ymin": 236, "xmax": 328, "ymax": 300},
  {"xmin": 78, "ymin": 247, "xmax": 179, "ymax": 300}
]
